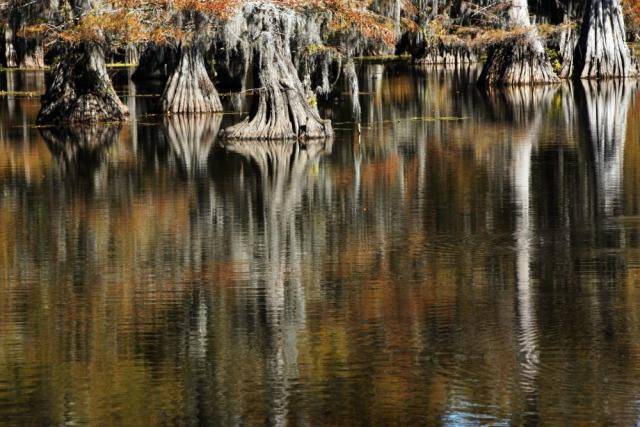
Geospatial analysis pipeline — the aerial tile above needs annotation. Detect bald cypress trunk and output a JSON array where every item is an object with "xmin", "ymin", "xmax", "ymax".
[
  {"xmin": 478, "ymin": 0, "xmax": 559, "ymax": 85},
  {"xmin": 37, "ymin": 43, "xmax": 128, "ymax": 123},
  {"xmin": 38, "ymin": 0, "xmax": 128, "ymax": 123},
  {"xmin": 3, "ymin": 23, "xmax": 17, "ymax": 67},
  {"xmin": 343, "ymin": 58, "xmax": 361, "ymax": 123},
  {"xmin": 573, "ymin": 0, "xmax": 637, "ymax": 78},
  {"xmin": 160, "ymin": 45, "xmax": 222, "ymax": 114},
  {"xmin": 558, "ymin": 23, "xmax": 578, "ymax": 78},
  {"xmin": 220, "ymin": 3, "xmax": 332, "ymax": 140}
]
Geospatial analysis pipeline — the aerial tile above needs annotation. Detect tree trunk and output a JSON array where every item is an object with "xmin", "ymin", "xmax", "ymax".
[
  {"xmin": 3, "ymin": 23, "xmax": 17, "ymax": 68},
  {"xmin": 125, "ymin": 44, "xmax": 139, "ymax": 65},
  {"xmin": 37, "ymin": 43, "xmax": 129, "ymax": 124},
  {"xmin": 415, "ymin": 44, "xmax": 478, "ymax": 65},
  {"xmin": 478, "ymin": 0, "xmax": 559, "ymax": 85},
  {"xmin": 558, "ymin": 23, "xmax": 578, "ymax": 78},
  {"xmin": 343, "ymin": 58, "xmax": 361, "ymax": 123},
  {"xmin": 573, "ymin": 0, "xmax": 637, "ymax": 78},
  {"xmin": 220, "ymin": 3, "xmax": 333, "ymax": 140},
  {"xmin": 160, "ymin": 44, "xmax": 222, "ymax": 114},
  {"xmin": 132, "ymin": 43, "xmax": 177, "ymax": 80},
  {"xmin": 18, "ymin": 41, "xmax": 45, "ymax": 69}
]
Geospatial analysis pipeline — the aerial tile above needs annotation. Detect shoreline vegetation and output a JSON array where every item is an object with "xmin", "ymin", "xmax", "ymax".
[{"xmin": 1, "ymin": 0, "xmax": 639, "ymax": 138}]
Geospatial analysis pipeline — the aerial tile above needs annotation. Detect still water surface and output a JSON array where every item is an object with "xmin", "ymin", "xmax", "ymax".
[{"xmin": 1, "ymin": 64, "xmax": 640, "ymax": 424}]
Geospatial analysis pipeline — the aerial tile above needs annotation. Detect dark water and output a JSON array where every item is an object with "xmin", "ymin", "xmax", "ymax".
[{"xmin": 1, "ymin": 64, "xmax": 640, "ymax": 425}]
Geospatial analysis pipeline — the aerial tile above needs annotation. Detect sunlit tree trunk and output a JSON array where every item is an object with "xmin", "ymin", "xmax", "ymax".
[
  {"xmin": 573, "ymin": 0, "xmax": 637, "ymax": 78},
  {"xmin": 3, "ymin": 23, "xmax": 17, "ymax": 67},
  {"xmin": 478, "ymin": 0, "xmax": 559, "ymax": 85},
  {"xmin": 160, "ymin": 44, "xmax": 223, "ymax": 114},
  {"xmin": 220, "ymin": 3, "xmax": 332, "ymax": 140},
  {"xmin": 125, "ymin": 44, "xmax": 139, "ymax": 65},
  {"xmin": 343, "ymin": 58, "xmax": 361, "ymax": 123}
]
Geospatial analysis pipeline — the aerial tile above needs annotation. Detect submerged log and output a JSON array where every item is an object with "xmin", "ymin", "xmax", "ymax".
[
  {"xmin": 220, "ymin": 3, "xmax": 332, "ymax": 140},
  {"xmin": 160, "ymin": 44, "xmax": 223, "ymax": 114},
  {"xmin": 37, "ymin": 43, "xmax": 129, "ymax": 124},
  {"xmin": 478, "ymin": 0, "xmax": 559, "ymax": 85},
  {"xmin": 573, "ymin": 0, "xmax": 637, "ymax": 78}
]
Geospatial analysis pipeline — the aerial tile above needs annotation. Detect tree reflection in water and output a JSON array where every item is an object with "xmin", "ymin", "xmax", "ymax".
[
  {"xmin": 2, "ymin": 64, "xmax": 640, "ymax": 424},
  {"xmin": 491, "ymin": 85, "xmax": 556, "ymax": 416},
  {"xmin": 163, "ymin": 114, "xmax": 222, "ymax": 176},
  {"xmin": 580, "ymin": 80, "xmax": 638, "ymax": 215},
  {"xmin": 223, "ymin": 138, "xmax": 332, "ymax": 425},
  {"xmin": 41, "ymin": 124, "xmax": 120, "ymax": 178}
]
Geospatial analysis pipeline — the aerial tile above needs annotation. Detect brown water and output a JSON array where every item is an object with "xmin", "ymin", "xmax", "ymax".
[{"xmin": 1, "ymin": 64, "xmax": 640, "ymax": 425}]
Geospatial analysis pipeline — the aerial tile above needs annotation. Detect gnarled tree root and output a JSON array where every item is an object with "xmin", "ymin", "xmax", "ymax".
[{"xmin": 37, "ymin": 43, "xmax": 128, "ymax": 124}]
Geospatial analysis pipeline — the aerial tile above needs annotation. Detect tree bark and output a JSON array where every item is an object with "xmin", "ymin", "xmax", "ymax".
[
  {"xmin": 160, "ymin": 44, "xmax": 222, "ymax": 114},
  {"xmin": 478, "ymin": 0, "xmax": 559, "ymax": 85},
  {"xmin": 558, "ymin": 23, "xmax": 578, "ymax": 78},
  {"xmin": 220, "ymin": 3, "xmax": 332, "ymax": 140},
  {"xmin": 37, "ymin": 43, "xmax": 129, "ymax": 124},
  {"xmin": 573, "ymin": 0, "xmax": 637, "ymax": 78}
]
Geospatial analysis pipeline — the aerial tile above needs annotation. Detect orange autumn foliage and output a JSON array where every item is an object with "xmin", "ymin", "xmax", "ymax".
[{"xmin": 22, "ymin": 0, "xmax": 396, "ymax": 48}]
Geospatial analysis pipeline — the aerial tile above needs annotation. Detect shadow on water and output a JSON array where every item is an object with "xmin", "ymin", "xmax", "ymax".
[{"xmin": 3, "ymin": 64, "xmax": 640, "ymax": 424}]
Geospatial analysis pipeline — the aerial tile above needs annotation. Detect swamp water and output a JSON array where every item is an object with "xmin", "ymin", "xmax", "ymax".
[{"xmin": 1, "ymin": 64, "xmax": 640, "ymax": 424}]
